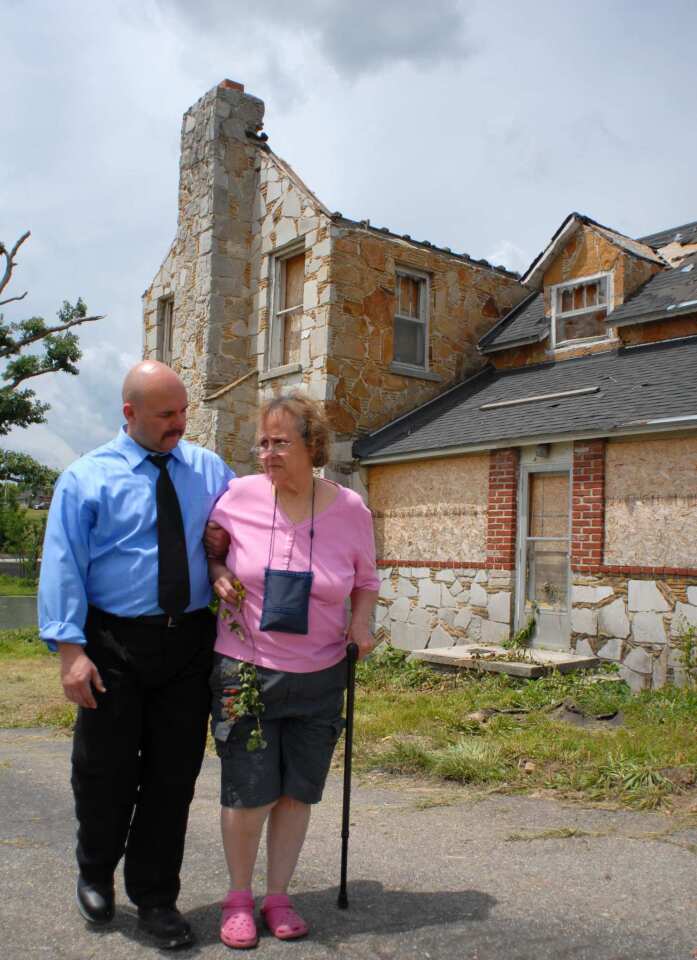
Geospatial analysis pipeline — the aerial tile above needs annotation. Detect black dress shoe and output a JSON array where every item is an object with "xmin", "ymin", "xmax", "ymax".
[
  {"xmin": 137, "ymin": 906, "xmax": 194, "ymax": 950},
  {"xmin": 76, "ymin": 876, "xmax": 115, "ymax": 925}
]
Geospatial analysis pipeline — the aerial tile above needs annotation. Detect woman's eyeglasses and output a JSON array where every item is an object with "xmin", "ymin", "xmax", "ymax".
[{"xmin": 251, "ymin": 439, "xmax": 294, "ymax": 457}]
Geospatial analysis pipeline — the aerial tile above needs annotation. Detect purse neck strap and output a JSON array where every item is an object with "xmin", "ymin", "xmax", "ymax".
[{"xmin": 268, "ymin": 479, "xmax": 315, "ymax": 572}]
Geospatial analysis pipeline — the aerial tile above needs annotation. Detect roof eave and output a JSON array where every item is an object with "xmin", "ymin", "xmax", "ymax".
[
  {"xmin": 611, "ymin": 303, "xmax": 697, "ymax": 327},
  {"xmin": 480, "ymin": 332, "xmax": 548, "ymax": 354},
  {"xmin": 357, "ymin": 419, "xmax": 697, "ymax": 466}
]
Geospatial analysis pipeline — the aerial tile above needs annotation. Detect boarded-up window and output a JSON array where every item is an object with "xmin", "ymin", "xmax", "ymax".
[
  {"xmin": 276, "ymin": 251, "xmax": 305, "ymax": 366},
  {"xmin": 554, "ymin": 275, "xmax": 609, "ymax": 345},
  {"xmin": 159, "ymin": 297, "xmax": 174, "ymax": 365},
  {"xmin": 394, "ymin": 271, "xmax": 428, "ymax": 367},
  {"xmin": 526, "ymin": 472, "xmax": 570, "ymax": 610}
]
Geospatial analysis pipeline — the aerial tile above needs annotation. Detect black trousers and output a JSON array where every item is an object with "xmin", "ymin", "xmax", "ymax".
[{"xmin": 71, "ymin": 607, "xmax": 215, "ymax": 908}]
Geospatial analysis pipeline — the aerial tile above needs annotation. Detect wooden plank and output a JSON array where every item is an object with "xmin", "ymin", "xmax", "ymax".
[{"xmin": 410, "ymin": 643, "xmax": 599, "ymax": 680}]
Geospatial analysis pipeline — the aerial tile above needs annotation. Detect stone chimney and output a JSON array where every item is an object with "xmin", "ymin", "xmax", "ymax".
[{"xmin": 174, "ymin": 79, "xmax": 265, "ymax": 452}]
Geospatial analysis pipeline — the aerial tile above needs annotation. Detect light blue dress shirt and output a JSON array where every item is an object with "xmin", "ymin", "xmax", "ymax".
[{"xmin": 38, "ymin": 428, "xmax": 235, "ymax": 649}]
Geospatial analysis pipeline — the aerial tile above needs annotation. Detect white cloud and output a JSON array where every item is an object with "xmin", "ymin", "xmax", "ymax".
[{"xmin": 485, "ymin": 241, "xmax": 531, "ymax": 277}]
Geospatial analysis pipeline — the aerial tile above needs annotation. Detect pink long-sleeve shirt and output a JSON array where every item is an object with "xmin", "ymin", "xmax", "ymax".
[{"xmin": 209, "ymin": 474, "xmax": 379, "ymax": 673}]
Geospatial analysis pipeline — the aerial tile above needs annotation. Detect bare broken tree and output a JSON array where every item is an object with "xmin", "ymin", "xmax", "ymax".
[{"xmin": 0, "ymin": 231, "xmax": 103, "ymax": 434}]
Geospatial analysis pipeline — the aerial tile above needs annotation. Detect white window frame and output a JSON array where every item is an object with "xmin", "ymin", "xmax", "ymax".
[
  {"xmin": 267, "ymin": 240, "xmax": 306, "ymax": 372},
  {"xmin": 158, "ymin": 297, "xmax": 174, "ymax": 365},
  {"xmin": 550, "ymin": 271, "xmax": 614, "ymax": 349},
  {"xmin": 393, "ymin": 267, "xmax": 430, "ymax": 371}
]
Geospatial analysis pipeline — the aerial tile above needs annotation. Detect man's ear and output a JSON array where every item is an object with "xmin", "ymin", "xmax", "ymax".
[{"xmin": 123, "ymin": 401, "xmax": 135, "ymax": 423}]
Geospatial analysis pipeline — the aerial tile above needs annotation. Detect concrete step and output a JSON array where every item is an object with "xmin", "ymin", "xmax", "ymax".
[{"xmin": 410, "ymin": 643, "xmax": 599, "ymax": 678}]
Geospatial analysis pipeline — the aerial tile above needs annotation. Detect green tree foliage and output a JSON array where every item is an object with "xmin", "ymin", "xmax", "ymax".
[
  {"xmin": 0, "ymin": 231, "xmax": 102, "ymax": 435},
  {"xmin": 0, "ymin": 486, "xmax": 45, "ymax": 579},
  {"xmin": 0, "ymin": 451, "xmax": 58, "ymax": 494}
]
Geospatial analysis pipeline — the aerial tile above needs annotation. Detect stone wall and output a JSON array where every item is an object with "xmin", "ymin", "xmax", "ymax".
[
  {"xmin": 368, "ymin": 454, "xmax": 488, "ymax": 562},
  {"xmin": 605, "ymin": 436, "xmax": 697, "ymax": 567},
  {"xmin": 570, "ymin": 573, "xmax": 697, "ymax": 691},
  {"xmin": 327, "ymin": 222, "xmax": 524, "ymax": 437},
  {"xmin": 376, "ymin": 565, "xmax": 514, "ymax": 651}
]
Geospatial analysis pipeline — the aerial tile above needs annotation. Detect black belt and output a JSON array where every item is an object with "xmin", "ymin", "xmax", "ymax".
[{"xmin": 95, "ymin": 607, "xmax": 209, "ymax": 629}]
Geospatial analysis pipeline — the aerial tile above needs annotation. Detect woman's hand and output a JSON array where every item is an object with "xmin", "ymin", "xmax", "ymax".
[
  {"xmin": 210, "ymin": 562, "xmax": 240, "ymax": 605},
  {"xmin": 348, "ymin": 588, "xmax": 379, "ymax": 659},
  {"xmin": 347, "ymin": 619, "xmax": 376, "ymax": 660}
]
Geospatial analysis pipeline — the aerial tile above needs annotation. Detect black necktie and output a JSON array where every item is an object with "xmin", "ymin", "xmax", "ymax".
[{"xmin": 148, "ymin": 455, "xmax": 191, "ymax": 616}]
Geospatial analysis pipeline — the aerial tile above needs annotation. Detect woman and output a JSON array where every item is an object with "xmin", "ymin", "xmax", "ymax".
[{"xmin": 207, "ymin": 392, "xmax": 379, "ymax": 949}]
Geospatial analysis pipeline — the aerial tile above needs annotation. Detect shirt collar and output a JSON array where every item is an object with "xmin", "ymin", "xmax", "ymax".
[{"xmin": 113, "ymin": 426, "xmax": 186, "ymax": 470}]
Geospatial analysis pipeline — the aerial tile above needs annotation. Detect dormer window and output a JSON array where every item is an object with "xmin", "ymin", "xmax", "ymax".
[{"xmin": 551, "ymin": 273, "xmax": 612, "ymax": 346}]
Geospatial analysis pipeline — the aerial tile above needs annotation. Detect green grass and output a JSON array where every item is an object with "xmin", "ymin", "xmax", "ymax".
[
  {"xmin": 353, "ymin": 645, "xmax": 697, "ymax": 809},
  {"xmin": 3, "ymin": 632, "xmax": 697, "ymax": 809},
  {"xmin": 0, "ymin": 627, "xmax": 46, "ymax": 657},
  {"xmin": 0, "ymin": 575, "xmax": 38, "ymax": 596},
  {"xmin": 0, "ymin": 627, "xmax": 73, "ymax": 729}
]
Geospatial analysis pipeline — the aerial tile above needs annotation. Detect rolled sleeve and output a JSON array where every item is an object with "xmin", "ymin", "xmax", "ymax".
[
  {"xmin": 38, "ymin": 471, "xmax": 94, "ymax": 651},
  {"xmin": 353, "ymin": 501, "xmax": 380, "ymax": 592}
]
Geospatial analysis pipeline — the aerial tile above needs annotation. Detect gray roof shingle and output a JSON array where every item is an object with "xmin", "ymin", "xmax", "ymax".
[
  {"xmin": 478, "ymin": 291, "xmax": 546, "ymax": 351},
  {"xmin": 640, "ymin": 220, "xmax": 697, "ymax": 249},
  {"xmin": 609, "ymin": 252, "xmax": 697, "ymax": 325},
  {"xmin": 354, "ymin": 336, "xmax": 697, "ymax": 460}
]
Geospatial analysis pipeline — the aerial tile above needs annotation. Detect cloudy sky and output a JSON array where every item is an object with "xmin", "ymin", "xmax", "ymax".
[{"xmin": 2, "ymin": 0, "xmax": 696, "ymax": 468}]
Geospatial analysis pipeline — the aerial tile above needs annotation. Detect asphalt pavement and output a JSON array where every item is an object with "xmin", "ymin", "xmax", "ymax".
[{"xmin": 2, "ymin": 728, "xmax": 697, "ymax": 960}]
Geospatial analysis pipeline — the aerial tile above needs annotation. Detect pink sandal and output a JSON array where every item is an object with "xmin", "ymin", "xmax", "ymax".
[
  {"xmin": 220, "ymin": 889, "xmax": 258, "ymax": 949},
  {"xmin": 261, "ymin": 894, "xmax": 309, "ymax": 941}
]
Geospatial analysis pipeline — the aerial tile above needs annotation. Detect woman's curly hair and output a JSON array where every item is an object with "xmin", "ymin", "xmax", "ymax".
[{"xmin": 259, "ymin": 391, "xmax": 331, "ymax": 468}]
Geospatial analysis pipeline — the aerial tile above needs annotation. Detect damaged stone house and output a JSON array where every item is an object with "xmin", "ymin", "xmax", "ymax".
[{"xmin": 143, "ymin": 80, "xmax": 697, "ymax": 690}]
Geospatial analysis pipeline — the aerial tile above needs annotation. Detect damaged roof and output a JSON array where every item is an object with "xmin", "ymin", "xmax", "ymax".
[
  {"xmin": 640, "ymin": 220, "xmax": 697, "ymax": 249},
  {"xmin": 520, "ymin": 212, "xmax": 664, "ymax": 288},
  {"xmin": 328, "ymin": 214, "xmax": 520, "ymax": 281},
  {"xmin": 481, "ymin": 215, "xmax": 697, "ymax": 352},
  {"xmin": 354, "ymin": 336, "xmax": 697, "ymax": 462},
  {"xmin": 609, "ymin": 252, "xmax": 697, "ymax": 326}
]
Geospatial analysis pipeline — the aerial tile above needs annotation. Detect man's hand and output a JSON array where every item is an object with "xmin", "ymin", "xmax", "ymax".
[
  {"xmin": 58, "ymin": 643, "xmax": 106, "ymax": 709},
  {"xmin": 204, "ymin": 521, "xmax": 230, "ymax": 559},
  {"xmin": 346, "ymin": 619, "xmax": 376, "ymax": 660}
]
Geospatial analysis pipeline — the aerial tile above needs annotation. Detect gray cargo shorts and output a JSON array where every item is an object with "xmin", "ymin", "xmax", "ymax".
[{"xmin": 209, "ymin": 652, "xmax": 347, "ymax": 809}]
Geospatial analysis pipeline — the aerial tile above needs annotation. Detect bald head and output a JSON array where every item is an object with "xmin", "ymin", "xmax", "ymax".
[
  {"xmin": 122, "ymin": 361, "xmax": 188, "ymax": 453},
  {"xmin": 122, "ymin": 360, "xmax": 185, "ymax": 405}
]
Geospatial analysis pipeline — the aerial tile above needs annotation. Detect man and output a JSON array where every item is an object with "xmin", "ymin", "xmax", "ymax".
[{"xmin": 39, "ymin": 360, "xmax": 234, "ymax": 950}]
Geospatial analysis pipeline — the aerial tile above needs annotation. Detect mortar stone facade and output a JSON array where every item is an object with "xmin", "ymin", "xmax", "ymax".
[{"xmin": 143, "ymin": 81, "xmax": 524, "ymax": 485}]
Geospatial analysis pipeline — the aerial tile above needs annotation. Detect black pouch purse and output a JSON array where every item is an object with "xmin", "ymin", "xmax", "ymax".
[
  {"xmin": 259, "ymin": 484, "xmax": 315, "ymax": 636},
  {"xmin": 259, "ymin": 568, "xmax": 313, "ymax": 634}
]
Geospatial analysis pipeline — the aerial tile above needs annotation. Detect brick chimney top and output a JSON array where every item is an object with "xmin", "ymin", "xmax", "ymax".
[{"xmin": 219, "ymin": 79, "xmax": 245, "ymax": 92}]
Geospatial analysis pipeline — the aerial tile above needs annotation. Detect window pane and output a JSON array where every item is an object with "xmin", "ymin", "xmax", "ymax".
[
  {"xmin": 398, "ymin": 275, "xmax": 421, "ymax": 318},
  {"xmin": 559, "ymin": 308, "xmax": 607, "ymax": 342},
  {"xmin": 526, "ymin": 541, "xmax": 568, "ymax": 610},
  {"xmin": 284, "ymin": 252, "xmax": 305, "ymax": 310},
  {"xmin": 585, "ymin": 282, "xmax": 598, "ymax": 306},
  {"xmin": 528, "ymin": 472, "xmax": 569, "ymax": 537},
  {"xmin": 283, "ymin": 308, "xmax": 302, "ymax": 365},
  {"xmin": 561, "ymin": 288, "xmax": 573, "ymax": 312},
  {"xmin": 573, "ymin": 286, "xmax": 584, "ymax": 310},
  {"xmin": 394, "ymin": 317, "xmax": 425, "ymax": 366}
]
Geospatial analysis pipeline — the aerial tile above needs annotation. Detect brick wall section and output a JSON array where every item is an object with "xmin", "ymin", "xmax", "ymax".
[
  {"xmin": 571, "ymin": 439, "xmax": 606, "ymax": 572},
  {"xmin": 486, "ymin": 448, "xmax": 519, "ymax": 570}
]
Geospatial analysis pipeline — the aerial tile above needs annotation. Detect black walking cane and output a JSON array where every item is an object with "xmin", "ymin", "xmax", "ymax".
[{"xmin": 337, "ymin": 641, "xmax": 359, "ymax": 909}]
